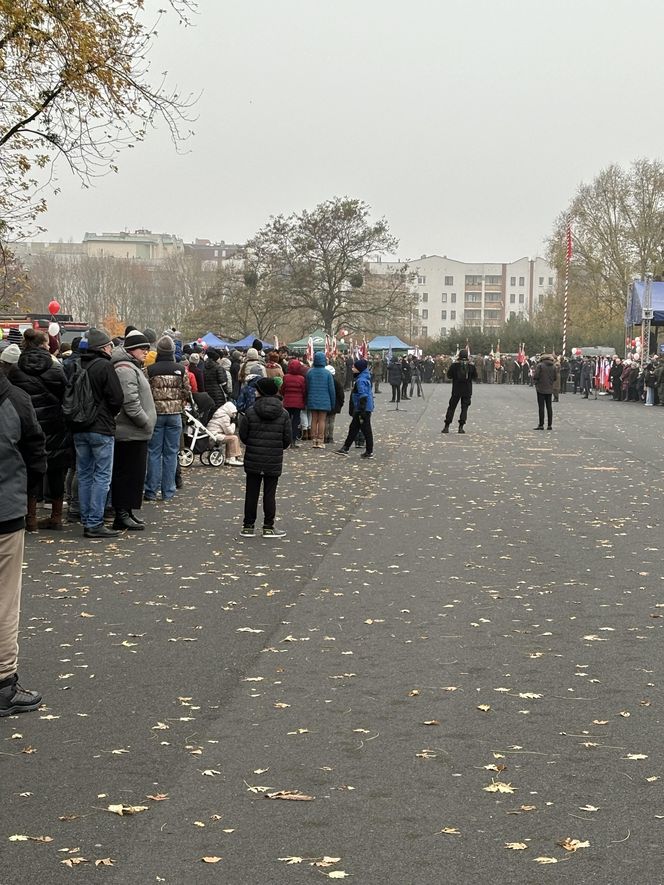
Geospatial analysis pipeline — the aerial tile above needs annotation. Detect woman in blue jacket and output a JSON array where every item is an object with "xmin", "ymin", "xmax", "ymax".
[
  {"xmin": 334, "ymin": 359, "xmax": 375, "ymax": 459},
  {"xmin": 305, "ymin": 351, "xmax": 335, "ymax": 448}
]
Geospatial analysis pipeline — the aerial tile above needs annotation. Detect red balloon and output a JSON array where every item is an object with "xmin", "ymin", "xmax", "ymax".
[{"xmin": 48, "ymin": 299, "xmax": 61, "ymax": 315}]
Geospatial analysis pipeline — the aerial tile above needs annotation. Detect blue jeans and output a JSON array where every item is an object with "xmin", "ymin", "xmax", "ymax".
[
  {"xmin": 73, "ymin": 432, "xmax": 115, "ymax": 528},
  {"xmin": 145, "ymin": 414, "xmax": 181, "ymax": 500}
]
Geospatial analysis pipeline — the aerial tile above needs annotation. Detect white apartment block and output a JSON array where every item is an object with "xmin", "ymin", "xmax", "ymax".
[{"xmin": 366, "ymin": 254, "xmax": 556, "ymax": 339}]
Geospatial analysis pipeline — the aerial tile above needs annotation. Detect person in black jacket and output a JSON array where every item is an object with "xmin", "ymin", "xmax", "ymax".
[
  {"xmin": 71, "ymin": 328, "xmax": 124, "ymax": 538},
  {"xmin": 0, "ymin": 373, "xmax": 46, "ymax": 716},
  {"xmin": 400, "ymin": 356, "xmax": 412, "ymax": 400},
  {"xmin": 10, "ymin": 330, "xmax": 71, "ymax": 531},
  {"xmin": 442, "ymin": 350, "xmax": 478, "ymax": 434},
  {"xmin": 204, "ymin": 349, "xmax": 228, "ymax": 409},
  {"xmin": 387, "ymin": 356, "xmax": 402, "ymax": 403},
  {"xmin": 238, "ymin": 377, "xmax": 291, "ymax": 539}
]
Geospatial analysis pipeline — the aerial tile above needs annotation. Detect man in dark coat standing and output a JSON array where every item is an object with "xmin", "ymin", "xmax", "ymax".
[
  {"xmin": 442, "ymin": 350, "xmax": 477, "ymax": 434},
  {"xmin": 533, "ymin": 353, "xmax": 558, "ymax": 430}
]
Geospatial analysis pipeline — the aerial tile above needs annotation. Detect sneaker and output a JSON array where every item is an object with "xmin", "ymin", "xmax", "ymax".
[
  {"xmin": 334, "ymin": 448, "xmax": 349, "ymax": 456},
  {"xmin": 0, "ymin": 674, "xmax": 42, "ymax": 717},
  {"xmin": 263, "ymin": 527, "xmax": 286, "ymax": 538},
  {"xmin": 240, "ymin": 525, "xmax": 256, "ymax": 537},
  {"xmin": 533, "ymin": 426, "xmax": 544, "ymax": 431},
  {"xmin": 360, "ymin": 452, "xmax": 375, "ymax": 459},
  {"xmin": 84, "ymin": 524, "xmax": 120, "ymax": 539},
  {"xmin": 227, "ymin": 457, "xmax": 243, "ymax": 466}
]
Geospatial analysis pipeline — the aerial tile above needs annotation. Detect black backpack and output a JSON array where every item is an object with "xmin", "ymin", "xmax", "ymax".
[{"xmin": 62, "ymin": 365, "xmax": 98, "ymax": 428}]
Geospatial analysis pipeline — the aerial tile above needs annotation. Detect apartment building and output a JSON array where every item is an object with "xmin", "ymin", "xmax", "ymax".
[{"xmin": 366, "ymin": 254, "xmax": 556, "ymax": 339}]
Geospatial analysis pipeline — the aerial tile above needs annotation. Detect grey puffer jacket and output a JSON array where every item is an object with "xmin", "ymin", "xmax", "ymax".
[{"xmin": 111, "ymin": 346, "xmax": 157, "ymax": 441}]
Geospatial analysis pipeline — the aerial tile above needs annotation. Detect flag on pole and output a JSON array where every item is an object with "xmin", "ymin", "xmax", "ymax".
[
  {"xmin": 306, "ymin": 336, "xmax": 314, "ymax": 364},
  {"xmin": 331, "ymin": 335, "xmax": 338, "ymax": 359},
  {"xmin": 465, "ymin": 338, "xmax": 471, "ymax": 359},
  {"xmin": 325, "ymin": 334, "xmax": 331, "ymax": 359},
  {"xmin": 360, "ymin": 337, "xmax": 368, "ymax": 359},
  {"xmin": 274, "ymin": 334, "xmax": 279, "ymax": 351}
]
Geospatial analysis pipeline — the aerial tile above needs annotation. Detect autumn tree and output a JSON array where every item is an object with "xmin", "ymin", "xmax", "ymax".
[
  {"xmin": 0, "ymin": 0, "xmax": 196, "ymax": 240},
  {"xmin": 246, "ymin": 198, "xmax": 399, "ymax": 335},
  {"xmin": 548, "ymin": 159, "xmax": 664, "ymax": 323}
]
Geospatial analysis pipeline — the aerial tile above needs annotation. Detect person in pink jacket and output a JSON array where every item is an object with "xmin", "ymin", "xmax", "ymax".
[{"xmin": 280, "ymin": 358, "xmax": 307, "ymax": 448}]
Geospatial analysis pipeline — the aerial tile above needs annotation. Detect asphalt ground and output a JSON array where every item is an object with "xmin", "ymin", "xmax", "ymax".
[{"xmin": 2, "ymin": 383, "xmax": 664, "ymax": 885}]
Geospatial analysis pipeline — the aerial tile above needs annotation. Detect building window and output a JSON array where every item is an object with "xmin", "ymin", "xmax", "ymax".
[
  {"xmin": 444, "ymin": 275, "xmax": 454, "ymax": 286},
  {"xmin": 421, "ymin": 309, "xmax": 428, "ymax": 319},
  {"xmin": 466, "ymin": 292, "xmax": 481, "ymax": 302},
  {"xmin": 441, "ymin": 292, "xmax": 447, "ymax": 302},
  {"xmin": 450, "ymin": 293, "xmax": 456, "ymax": 303},
  {"xmin": 510, "ymin": 293, "xmax": 516, "ymax": 303},
  {"xmin": 519, "ymin": 293, "xmax": 525, "ymax": 303},
  {"xmin": 417, "ymin": 275, "xmax": 426, "ymax": 285},
  {"xmin": 510, "ymin": 310, "xmax": 516, "ymax": 318},
  {"xmin": 485, "ymin": 310, "xmax": 500, "ymax": 320},
  {"xmin": 422, "ymin": 292, "xmax": 428, "ymax": 302},
  {"xmin": 441, "ymin": 310, "xmax": 447, "ymax": 320},
  {"xmin": 485, "ymin": 292, "xmax": 502, "ymax": 303},
  {"xmin": 421, "ymin": 326, "xmax": 428, "ymax": 337},
  {"xmin": 539, "ymin": 276, "xmax": 544, "ymax": 285},
  {"xmin": 450, "ymin": 310, "xmax": 456, "ymax": 320},
  {"xmin": 485, "ymin": 275, "xmax": 501, "ymax": 285},
  {"xmin": 539, "ymin": 292, "xmax": 544, "ymax": 302},
  {"xmin": 518, "ymin": 276, "xmax": 525, "ymax": 286},
  {"xmin": 548, "ymin": 276, "xmax": 554, "ymax": 285},
  {"xmin": 465, "ymin": 274, "xmax": 483, "ymax": 286},
  {"xmin": 464, "ymin": 309, "xmax": 481, "ymax": 320},
  {"xmin": 510, "ymin": 276, "xmax": 516, "ymax": 286}
]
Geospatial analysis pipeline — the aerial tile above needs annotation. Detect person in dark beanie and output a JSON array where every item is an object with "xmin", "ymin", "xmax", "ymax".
[
  {"xmin": 251, "ymin": 338, "xmax": 263, "ymax": 353},
  {"xmin": 71, "ymin": 328, "xmax": 124, "ymax": 538},
  {"xmin": 238, "ymin": 376, "xmax": 291, "ymax": 538},
  {"xmin": 442, "ymin": 349, "xmax": 477, "ymax": 434},
  {"xmin": 204, "ymin": 348, "xmax": 228, "ymax": 410},
  {"xmin": 145, "ymin": 334, "xmax": 191, "ymax": 501},
  {"xmin": 110, "ymin": 330, "xmax": 157, "ymax": 529},
  {"xmin": 533, "ymin": 353, "xmax": 558, "ymax": 430},
  {"xmin": 335, "ymin": 358, "xmax": 375, "ymax": 458},
  {"xmin": 0, "ymin": 373, "xmax": 46, "ymax": 715}
]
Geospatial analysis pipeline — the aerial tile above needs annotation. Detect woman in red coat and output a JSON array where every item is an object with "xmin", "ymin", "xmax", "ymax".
[{"xmin": 280, "ymin": 358, "xmax": 306, "ymax": 447}]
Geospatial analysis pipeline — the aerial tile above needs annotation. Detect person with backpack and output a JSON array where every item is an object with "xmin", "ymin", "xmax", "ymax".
[
  {"xmin": 110, "ymin": 330, "xmax": 157, "ymax": 530},
  {"xmin": 67, "ymin": 328, "xmax": 124, "ymax": 538},
  {"xmin": 144, "ymin": 335, "xmax": 191, "ymax": 501}
]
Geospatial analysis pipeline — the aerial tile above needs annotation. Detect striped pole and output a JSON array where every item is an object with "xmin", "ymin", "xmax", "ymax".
[{"xmin": 562, "ymin": 219, "xmax": 572, "ymax": 357}]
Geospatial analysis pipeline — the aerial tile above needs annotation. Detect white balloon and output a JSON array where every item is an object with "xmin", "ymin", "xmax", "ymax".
[{"xmin": 48, "ymin": 322, "xmax": 60, "ymax": 336}]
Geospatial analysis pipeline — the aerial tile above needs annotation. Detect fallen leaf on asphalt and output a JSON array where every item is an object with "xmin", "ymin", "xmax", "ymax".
[
  {"xmin": 279, "ymin": 857, "xmax": 304, "ymax": 864},
  {"xmin": 201, "ymin": 769, "xmax": 221, "ymax": 776},
  {"xmin": 146, "ymin": 794, "xmax": 169, "ymax": 801},
  {"xmin": 201, "ymin": 856, "xmax": 222, "ymax": 863},
  {"xmin": 408, "ymin": 689, "xmax": 420, "ymax": 697},
  {"xmin": 579, "ymin": 805, "xmax": 599, "ymax": 812},
  {"xmin": 558, "ymin": 838, "xmax": 590, "ymax": 852},
  {"xmin": 423, "ymin": 720, "xmax": 440, "ymax": 726},
  {"xmin": 8, "ymin": 834, "xmax": 52, "ymax": 843},
  {"xmin": 477, "ymin": 704, "xmax": 491, "ymax": 712},
  {"xmin": 327, "ymin": 874, "xmax": 349, "ymax": 880},
  {"xmin": 534, "ymin": 857, "xmax": 558, "ymax": 864},
  {"xmin": 438, "ymin": 827, "xmax": 460, "ymax": 835},
  {"xmin": 504, "ymin": 842, "xmax": 528, "ymax": 850},
  {"xmin": 483, "ymin": 780, "xmax": 515, "ymax": 793},
  {"xmin": 236, "ymin": 627, "xmax": 264, "ymax": 634},
  {"xmin": 265, "ymin": 790, "xmax": 315, "ymax": 801},
  {"xmin": 95, "ymin": 858, "xmax": 114, "ymax": 867},
  {"xmin": 106, "ymin": 804, "xmax": 149, "ymax": 816},
  {"xmin": 623, "ymin": 754, "xmax": 648, "ymax": 760},
  {"xmin": 313, "ymin": 857, "xmax": 342, "ymax": 867}
]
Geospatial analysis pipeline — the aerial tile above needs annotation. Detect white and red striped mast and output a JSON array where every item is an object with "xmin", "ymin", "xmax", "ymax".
[{"xmin": 562, "ymin": 219, "xmax": 572, "ymax": 357}]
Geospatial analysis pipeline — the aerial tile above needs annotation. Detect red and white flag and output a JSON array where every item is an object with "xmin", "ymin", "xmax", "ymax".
[
  {"xmin": 360, "ymin": 337, "xmax": 368, "ymax": 359},
  {"xmin": 274, "ymin": 334, "xmax": 279, "ymax": 351},
  {"xmin": 331, "ymin": 336, "xmax": 338, "ymax": 358},
  {"xmin": 325, "ymin": 334, "xmax": 331, "ymax": 359},
  {"xmin": 306, "ymin": 336, "xmax": 314, "ymax": 364}
]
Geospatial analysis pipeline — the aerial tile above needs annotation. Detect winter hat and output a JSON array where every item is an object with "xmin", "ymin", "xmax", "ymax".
[
  {"xmin": 248, "ymin": 363, "xmax": 264, "ymax": 377},
  {"xmin": 458, "ymin": 350, "xmax": 468, "ymax": 360},
  {"xmin": 87, "ymin": 327, "xmax": 112, "ymax": 349},
  {"xmin": 0, "ymin": 343, "xmax": 21, "ymax": 364},
  {"xmin": 220, "ymin": 401, "xmax": 238, "ymax": 417},
  {"xmin": 123, "ymin": 325, "xmax": 138, "ymax": 338},
  {"xmin": 325, "ymin": 364, "xmax": 336, "ymax": 375},
  {"xmin": 143, "ymin": 328, "xmax": 157, "ymax": 344},
  {"xmin": 353, "ymin": 358, "xmax": 368, "ymax": 373},
  {"xmin": 246, "ymin": 347, "xmax": 260, "ymax": 361},
  {"xmin": 251, "ymin": 338, "xmax": 263, "ymax": 352},
  {"xmin": 156, "ymin": 334, "xmax": 175, "ymax": 355},
  {"xmin": 189, "ymin": 352, "xmax": 200, "ymax": 365},
  {"xmin": 220, "ymin": 357, "xmax": 231, "ymax": 368},
  {"xmin": 256, "ymin": 377, "xmax": 278, "ymax": 397},
  {"xmin": 206, "ymin": 348, "xmax": 220, "ymax": 361},
  {"xmin": 123, "ymin": 329, "xmax": 151, "ymax": 350}
]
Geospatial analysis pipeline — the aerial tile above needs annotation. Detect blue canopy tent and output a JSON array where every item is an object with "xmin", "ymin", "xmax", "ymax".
[
  {"xmin": 198, "ymin": 331, "xmax": 235, "ymax": 349},
  {"xmin": 625, "ymin": 280, "xmax": 664, "ymax": 325},
  {"xmin": 231, "ymin": 334, "xmax": 273, "ymax": 350},
  {"xmin": 367, "ymin": 335, "xmax": 412, "ymax": 351}
]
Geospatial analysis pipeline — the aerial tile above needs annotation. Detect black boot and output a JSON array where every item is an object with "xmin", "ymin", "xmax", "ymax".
[
  {"xmin": 441, "ymin": 424, "xmax": 450, "ymax": 434},
  {"xmin": 458, "ymin": 425, "xmax": 465, "ymax": 434},
  {"xmin": 175, "ymin": 467, "xmax": 183, "ymax": 489},
  {"xmin": 129, "ymin": 510, "xmax": 146, "ymax": 526},
  {"xmin": 112, "ymin": 510, "xmax": 143, "ymax": 531}
]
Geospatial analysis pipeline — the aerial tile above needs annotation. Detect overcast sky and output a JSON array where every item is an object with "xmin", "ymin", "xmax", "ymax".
[{"xmin": 33, "ymin": 0, "xmax": 664, "ymax": 262}]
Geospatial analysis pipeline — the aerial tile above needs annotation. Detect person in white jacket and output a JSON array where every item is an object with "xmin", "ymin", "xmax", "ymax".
[{"xmin": 207, "ymin": 401, "xmax": 243, "ymax": 465}]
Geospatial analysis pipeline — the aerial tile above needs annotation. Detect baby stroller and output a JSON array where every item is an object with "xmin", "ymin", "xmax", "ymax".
[{"xmin": 178, "ymin": 398, "xmax": 225, "ymax": 468}]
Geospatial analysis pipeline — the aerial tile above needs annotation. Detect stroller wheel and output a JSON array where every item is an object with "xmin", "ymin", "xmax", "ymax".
[
  {"xmin": 178, "ymin": 449, "xmax": 194, "ymax": 467},
  {"xmin": 208, "ymin": 449, "xmax": 225, "ymax": 467},
  {"xmin": 199, "ymin": 450, "xmax": 211, "ymax": 465}
]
